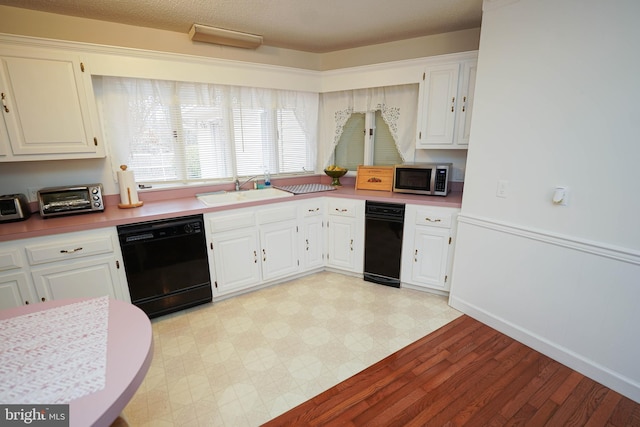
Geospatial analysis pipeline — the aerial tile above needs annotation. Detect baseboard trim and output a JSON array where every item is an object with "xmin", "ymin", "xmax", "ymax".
[{"xmin": 450, "ymin": 275, "xmax": 640, "ymax": 403}]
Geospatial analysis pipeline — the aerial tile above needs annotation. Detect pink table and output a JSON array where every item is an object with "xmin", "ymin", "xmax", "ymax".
[{"xmin": 0, "ymin": 298, "xmax": 153, "ymax": 427}]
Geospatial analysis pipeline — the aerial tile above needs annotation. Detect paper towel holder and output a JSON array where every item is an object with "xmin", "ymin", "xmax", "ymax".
[{"xmin": 117, "ymin": 165, "xmax": 144, "ymax": 209}]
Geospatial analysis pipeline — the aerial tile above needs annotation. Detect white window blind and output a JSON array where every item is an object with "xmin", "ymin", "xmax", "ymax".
[
  {"xmin": 98, "ymin": 77, "xmax": 318, "ymax": 184},
  {"xmin": 334, "ymin": 110, "xmax": 402, "ymax": 169},
  {"xmin": 335, "ymin": 113, "xmax": 365, "ymax": 170},
  {"xmin": 373, "ymin": 111, "xmax": 403, "ymax": 165}
]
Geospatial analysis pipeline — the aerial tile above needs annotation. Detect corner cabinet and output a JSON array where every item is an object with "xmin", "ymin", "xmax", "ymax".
[
  {"xmin": 0, "ymin": 228, "xmax": 128, "ymax": 309},
  {"xmin": 326, "ymin": 198, "xmax": 365, "ymax": 274},
  {"xmin": 299, "ymin": 200, "xmax": 325, "ymax": 272},
  {"xmin": 0, "ymin": 45, "xmax": 105, "ymax": 162},
  {"xmin": 416, "ymin": 55, "xmax": 477, "ymax": 149},
  {"xmin": 400, "ymin": 205, "xmax": 459, "ymax": 293}
]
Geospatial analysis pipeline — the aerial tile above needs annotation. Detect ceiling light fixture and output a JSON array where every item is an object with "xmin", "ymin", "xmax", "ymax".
[{"xmin": 188, "ymin": 24, "xmax": 263, "ymax": 49}]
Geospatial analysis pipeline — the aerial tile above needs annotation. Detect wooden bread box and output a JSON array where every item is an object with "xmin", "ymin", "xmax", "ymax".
[{"xmin": 356, "ymin": 166, "xmax": 394, "ymax": 191}]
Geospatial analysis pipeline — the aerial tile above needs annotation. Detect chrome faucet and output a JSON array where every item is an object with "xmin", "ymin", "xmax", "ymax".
[{"xmin": 234, "ymin": 175, "xmax": 258, "ymax": 191}]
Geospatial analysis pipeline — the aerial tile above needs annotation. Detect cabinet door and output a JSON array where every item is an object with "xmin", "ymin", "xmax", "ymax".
[
  {"xmin": 411, "ymin": 226, "xmax": 451, "ymax": 290},
  {"xmin": 0, "ymin": 111, "xmax": 9, "ymax": 157},
  {"xmin": 302, "ymin": 215, "xmax": 324, "ymax": 271},
  {"xmin": 260, "ymin": 219, "xmax": 299, "ymax": 281},
  {"xmin": 31, "ymin": 255, "xmax": 122, "ymax": 302},
  {"xmin": 417, "ymin": 63, "xmax": 460, "ymax": 147},
  {"xmin": 0, "ymin": 49, "xmax": 102, "ymax": 159},
  {"xmin": 0, "ymin": 271, "xmax": 36, "ymax": 309},
  {"xmin": 211, "ymin": 228, "xmax": 261, "ymax": 295},
  {"xmin": 455, "ymin": 60, "xmax": 478, "ymax": 146},
  {"xmin": 326, "ymin": 215, "xmax": 357, "ymax": 272}
]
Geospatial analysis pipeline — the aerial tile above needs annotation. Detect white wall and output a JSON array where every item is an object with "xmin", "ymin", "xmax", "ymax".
[{"xmin": 450, "ymin": 0, "xmax": 640, "ymax": 401}]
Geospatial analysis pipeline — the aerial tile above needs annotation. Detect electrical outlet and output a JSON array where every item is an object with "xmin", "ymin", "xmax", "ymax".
[
  {"xmin": 27, "ymin": 187, "xmax": 39, "ymax": 202},
  {"xmin": 496, "ymin": 180, "xmax": 509, "ymax": 198}
]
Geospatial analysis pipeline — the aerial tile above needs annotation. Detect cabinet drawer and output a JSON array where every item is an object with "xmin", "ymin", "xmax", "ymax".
[
  {"xmin": 258, "ymin": 204, "xmax": 297, "ymax": 225},
  {"xmin": 301, "ymin": 202, "xmax": 323, "ymax": 217},
  {"xmin": 209, "ymin": 211, "xmax": 255, "ymax": 233},
  {"xmin": 414, "ymin": 209, "xmax": 453, "ymax": 228},
  {"xmin": 0, "ymin": 248, "xmax": 23, "ymax": 271},
  {"xmin": 25, "ymin": 235, "xmax": 114, "ymax": 266},
  {"xmin": 327, "ymin": 199, "xmax": 358, "ymax": 217}
]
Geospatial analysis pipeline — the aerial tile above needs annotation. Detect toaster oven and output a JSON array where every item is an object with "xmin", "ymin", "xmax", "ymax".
[{"xmin": 38, "ymin": 184, "xmax": 105, "ymax": 218}]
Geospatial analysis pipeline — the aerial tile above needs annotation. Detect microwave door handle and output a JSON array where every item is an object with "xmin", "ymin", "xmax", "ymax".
[{"xmin": 429, "ymin": 169, "xmax": 436, "ymax": 194}]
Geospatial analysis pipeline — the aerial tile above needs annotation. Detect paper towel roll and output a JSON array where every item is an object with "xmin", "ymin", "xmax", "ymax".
[{"xmin": 117, "ymin": 165, "xmax": 142, "ymax": 208}]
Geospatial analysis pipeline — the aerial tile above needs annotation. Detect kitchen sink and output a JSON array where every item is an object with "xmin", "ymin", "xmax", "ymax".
[{"xmin": 196, "ymin": 187, "xmax": 294, "ymax": 207}]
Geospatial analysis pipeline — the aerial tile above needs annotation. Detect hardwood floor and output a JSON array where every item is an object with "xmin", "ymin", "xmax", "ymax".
[{"xmin": 262, "ymin": 315, "xmax": 640, "ymax": 426}]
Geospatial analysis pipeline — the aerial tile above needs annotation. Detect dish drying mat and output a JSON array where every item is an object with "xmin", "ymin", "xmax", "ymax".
[{"xmin": 275, "ymin": 183, "xmax": 336, "ymax": 195}]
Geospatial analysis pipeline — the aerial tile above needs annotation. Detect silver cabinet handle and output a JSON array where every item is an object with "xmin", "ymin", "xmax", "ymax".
[
  {"xmin": 254, "ymin": 250, "xmax": 257, "ymax": 263},
  {"xmin": 425, "ymin": 218, "xmax": 441, "ymax": 223},
  {"xmin": 60, "ymin": 247, "xmax": 83, "ymax": 254},
  {"xmin": 350, "ymin": 239, "xmax": 353, "ymax": 251},
  {"xmin": 263, "ymin": 248, "xmax": 266, "ymax": 262}
]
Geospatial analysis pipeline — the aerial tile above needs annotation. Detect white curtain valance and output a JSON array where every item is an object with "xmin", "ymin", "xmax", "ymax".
[
  {"xmin": 318, "ymin": 84, "xmax": 419, "ymax": 169},
  {"xmin": 97, "ymin": 76, "xmax": 318, "ymax": 183}
]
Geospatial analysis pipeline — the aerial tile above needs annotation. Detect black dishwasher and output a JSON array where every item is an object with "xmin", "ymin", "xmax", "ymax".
[
  {"xmin": 117, "ymin": 214, "xmax": 212, "ymax": 318},
  {"xmin": 364, "ymin": 201, "xmax": 405, "ymax": 288}
]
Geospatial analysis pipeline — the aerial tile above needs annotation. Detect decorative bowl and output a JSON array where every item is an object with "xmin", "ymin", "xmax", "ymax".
[{"xmin": 324, "ymin": 168, "xmax": 348, "ymax": 186}]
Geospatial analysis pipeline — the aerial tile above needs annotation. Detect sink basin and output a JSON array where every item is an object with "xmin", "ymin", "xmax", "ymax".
[{"xmin": 197, "ymin": 187, "xmax": 294, "ymax": 207}]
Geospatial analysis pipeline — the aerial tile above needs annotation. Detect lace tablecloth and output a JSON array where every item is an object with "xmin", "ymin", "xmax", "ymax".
[{"xmin": 0, "ymin": 296, "xmax": 109, "ymax": 404}]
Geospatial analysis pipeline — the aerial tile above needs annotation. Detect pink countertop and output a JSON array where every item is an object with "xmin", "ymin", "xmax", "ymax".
[
  {"xmin": 0, "ymin": 298, "xmax": 153, "ymax": 427},
  {"xmin": 0, "ymin": 176, "xmax": 462, "ymax": 242}
]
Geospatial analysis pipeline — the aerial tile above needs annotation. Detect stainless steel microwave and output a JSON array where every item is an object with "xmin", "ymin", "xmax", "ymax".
[
  {"xmin": 38, "ymin": 184, "xmax": 105, "ymax": 218},
  {"xmin": 393, "ymin": 163, "xmax": 452, "ymax": 196}
]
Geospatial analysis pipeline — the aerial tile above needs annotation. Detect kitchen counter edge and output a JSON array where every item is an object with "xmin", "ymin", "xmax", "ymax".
[{"xmin": 0, "ymin": 187, "xmax": 462, "ymax": 243}]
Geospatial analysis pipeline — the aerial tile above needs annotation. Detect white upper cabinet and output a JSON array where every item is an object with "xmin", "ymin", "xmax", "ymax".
[
  {"xmin": 0, "ymin": 46, "xmax": 105, "ymax": 161},
  {"xmin": 416, "ymin": 55, "xmax": 478, "ymax": 149}
]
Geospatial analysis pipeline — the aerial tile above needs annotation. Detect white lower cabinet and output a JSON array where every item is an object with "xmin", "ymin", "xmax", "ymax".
[
  {"xmin": 259, "ymin": 220, "xmax": 299, "ymax": 281},
  {"xmin": 326, "ymin": 198, "xmax": 364, "ymax": 274},
  {"xmin": 30, "ymin": 256, "xmax": 123, "ymax": 302},
  {"xmin": 210, "ymin": 226, "xmax": 261, "ymax": 295},
  {"xmin": 0, "ymin": 245, "xmax": 34, "ymax": 309},
  {"xmin": 206, "ymin": 202, "xmax": 301, "ymax": 298},
  {"xmin": 0, "ymin": 271, "xmax": 34, "ymax": 309},
  {"xmin": 0, "ymin": 228, "xmax": 127, "ymax": 308},
  {"xmin": 299, "ymin": 200, "xmax": 324, "ymax": 271},
  {"xmin": 401, "ymin": 205, "xmax": 458, "ymax": 292}
]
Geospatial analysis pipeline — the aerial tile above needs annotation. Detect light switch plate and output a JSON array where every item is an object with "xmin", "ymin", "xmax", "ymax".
[{"xmin": 496, "ymin": 180, "xmax": 509, "ymax": 198}]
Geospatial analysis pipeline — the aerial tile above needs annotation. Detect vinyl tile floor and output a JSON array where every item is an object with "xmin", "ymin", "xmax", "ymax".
[{"xmin": 121, "ymin": 271, "xmax": 462, "ymax": 426}]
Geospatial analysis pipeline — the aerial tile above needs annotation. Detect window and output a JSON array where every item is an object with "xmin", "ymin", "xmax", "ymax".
[
  {"xmin": 318, "ymin": 84, "xmax": 419, "ymax": 170},
  {"xmin": 334, "ymin": 110, "xmax": 403, "ymax": 169},
  {"xmin": 98, "ymin": 77, "xmax": 318, "ymax": 184}
]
